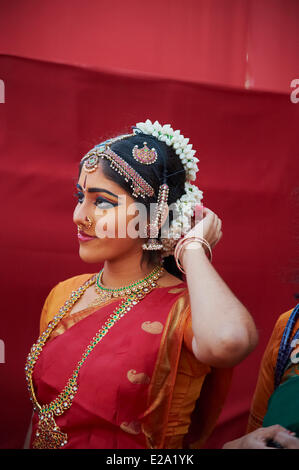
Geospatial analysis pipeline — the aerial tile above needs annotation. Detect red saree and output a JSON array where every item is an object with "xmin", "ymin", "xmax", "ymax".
[{"xmin": 29, "ymin": 273, "xmax": 232, "ymax": 449}]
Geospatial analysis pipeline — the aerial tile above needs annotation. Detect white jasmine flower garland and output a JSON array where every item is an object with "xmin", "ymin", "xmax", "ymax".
[
  {"xmin": 134, "ymin": 119, "xmax": 204, "ymax": 258},
  {"xmin": 135, "ymin": 119, "xmax": 199, "ymax": 182}
]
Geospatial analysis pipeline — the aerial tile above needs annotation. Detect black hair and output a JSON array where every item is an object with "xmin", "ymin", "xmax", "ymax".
[{"xmin": 78, "ymin": 129, "xmax": 186, "ymax": 280}]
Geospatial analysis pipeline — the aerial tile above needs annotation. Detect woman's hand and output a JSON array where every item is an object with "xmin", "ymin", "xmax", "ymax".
[
  {"xmin": 222, "ymin": 425, "xmax": 299, "ymax": 449},
  {"xmin": 187, "ymin": 204, "xmax": 223, "ymax": 250},
  {"xmin": 180, "ymin": 203, "xmax": 258, "ymax": 367}
]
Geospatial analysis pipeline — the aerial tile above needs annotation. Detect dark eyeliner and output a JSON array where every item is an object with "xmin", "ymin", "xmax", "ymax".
[
  {"xmin": 73, "ymin": 191, "xmax": 117, "ymax": 207},
  {"xmin": 95, "ymin": 196, "xmax": 118, "ymax": 207}
]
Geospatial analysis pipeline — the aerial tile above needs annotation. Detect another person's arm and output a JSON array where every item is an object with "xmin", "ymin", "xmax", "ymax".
[{"xmin": 247, "ymin": 310, "xmax": 293, "ymax": 433}]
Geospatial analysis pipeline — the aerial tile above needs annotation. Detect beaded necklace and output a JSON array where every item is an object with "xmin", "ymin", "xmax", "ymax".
[{"xmin": 25, "ymin": 265, "xmax": 164, "ymax": 449}]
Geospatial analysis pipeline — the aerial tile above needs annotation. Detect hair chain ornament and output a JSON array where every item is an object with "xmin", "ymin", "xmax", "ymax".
[
  {"xmin": 98, "ymin": 147, "xmax": 155, "ymax": 199},
  {"xmin": 142, "ymin": 183, "xmax": 169, "ymax": 251},
  {"xmin": 25, "ymin": 265, "xmax": 164, "ymax": 449},
  {"xmin": 81, "ymin": 134, "xmax": 155, "ymax": 199}
]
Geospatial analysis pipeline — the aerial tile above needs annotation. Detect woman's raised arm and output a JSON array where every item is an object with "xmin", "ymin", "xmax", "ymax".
[{"xmin": 181, "ymin": 206, "xmax": 258, "ymax": 368}]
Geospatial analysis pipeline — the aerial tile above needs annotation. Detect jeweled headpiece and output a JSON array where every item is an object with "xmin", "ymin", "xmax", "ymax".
[
  {"xmin": 80, "ymin": 134, "xmax": 155, "ymax": 199},
  {"xmin": 80, "ymin": 121, "xmax": 203, "ymax": 257},
  {"xmin": 132, "ymin": 142, "xmax": 158, "ymax": 165}
]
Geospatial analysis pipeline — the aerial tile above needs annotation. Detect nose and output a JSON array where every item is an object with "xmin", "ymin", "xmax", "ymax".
[
  {"xmin": 73, "ymin": 203, "xmax": 94, "ymax": 230},
  {"xmin": 75, "ymin": 216, "xmax": 93, "ymax": 232}
]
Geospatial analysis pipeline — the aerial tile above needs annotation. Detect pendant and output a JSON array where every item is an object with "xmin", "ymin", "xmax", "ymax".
[{"xmin": 32, "ymin": 410, "xmax": 68, "ymax": 449}]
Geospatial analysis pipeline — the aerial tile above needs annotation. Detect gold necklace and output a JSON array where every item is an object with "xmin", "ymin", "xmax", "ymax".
[
  {"xmin": 94, "ymin": 265, "xmax": 162, "ymax": 302},
  {"xmin": 25, "ymin": 265, "xmax": 164, "ymax": 449}
]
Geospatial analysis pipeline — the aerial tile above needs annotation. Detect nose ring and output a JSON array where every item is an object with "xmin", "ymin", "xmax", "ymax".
[
  {"xmin": 85, "ymin": 216, "xmax": 93, "ymax": 229},
  {"xmin": 77, "ymin": 216, "xmax": 93, "ymax": 232}
]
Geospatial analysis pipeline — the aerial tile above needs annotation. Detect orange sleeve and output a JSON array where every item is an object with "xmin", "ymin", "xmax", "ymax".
[
  {"xmin": 38, "ymin": 273, "xmax": 96, "ymax": 335},
  {"xmin": 246, "ymin": 308, "xmax": 295, "ymax": 433},
  {"xmin": 39, "ymin": 283, "xmax": 61, "ymax": 335}
]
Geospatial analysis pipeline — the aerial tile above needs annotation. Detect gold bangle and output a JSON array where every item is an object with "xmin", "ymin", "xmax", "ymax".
[{"xmin": 174, "ymin": 236, "xmax": 212, "ymax": 274}]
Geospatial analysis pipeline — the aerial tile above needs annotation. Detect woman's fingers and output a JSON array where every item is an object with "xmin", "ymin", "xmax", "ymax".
[
  {"xmin": 203, "ymin": 207, "xmax": 221, "ymax": 228},
  {"xmin": 194, "ymin": 204, "xmax": 204, "ymax": 221},
  {"xmin": 202, "ymin": 206, "xmax": 213, "ymax": 215},
  {"xmin": 217, "ymin": 219, "xmax": 222, "ymax": 240},
  {"xmin": 190, "ymin": 206, "xmax": 223, "ymax": 249}
]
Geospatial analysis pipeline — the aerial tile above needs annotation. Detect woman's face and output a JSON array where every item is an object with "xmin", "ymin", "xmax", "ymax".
[{"xmin": 73, "ymin": 163, "xmax": 147, "ymax": 264}]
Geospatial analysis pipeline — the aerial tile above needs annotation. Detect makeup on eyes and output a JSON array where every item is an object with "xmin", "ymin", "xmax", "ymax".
[
  {"xmin": 76, "ymin": 183, "xmax": 118, "ymax": 201},
  {"xmin": 73, "ymin": 191, "xmax": 118, "ymax": 209}
]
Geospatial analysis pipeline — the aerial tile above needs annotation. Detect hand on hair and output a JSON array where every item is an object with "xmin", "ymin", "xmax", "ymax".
[{"xmin": 188, "ymin": 205, "xmax": 223, "ymax": 250}]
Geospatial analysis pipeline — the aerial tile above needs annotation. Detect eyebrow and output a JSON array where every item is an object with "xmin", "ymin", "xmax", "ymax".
[{"xmin": 76, "ymin": 183, "xmax": 118, "ymax": 199}]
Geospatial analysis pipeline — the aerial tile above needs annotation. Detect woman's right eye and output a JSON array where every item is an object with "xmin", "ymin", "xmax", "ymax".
[{"xmin": 73, "ymin": 191, "xmax": 84, "ymax": 203}]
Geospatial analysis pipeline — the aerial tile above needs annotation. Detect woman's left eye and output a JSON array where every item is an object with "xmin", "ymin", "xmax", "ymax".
[{"xmin": 95, "ymin": 197, "xmax": 117, "ymax": 209}]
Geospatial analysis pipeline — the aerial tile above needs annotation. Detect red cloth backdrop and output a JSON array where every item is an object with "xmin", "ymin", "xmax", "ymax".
[
  {"xmin": 0, "ymin": 55, "xmax": 298, "ymax": 449},
  {"xmin": 0, "ymin": 0, "xmax": 298, "ymax": 94}
]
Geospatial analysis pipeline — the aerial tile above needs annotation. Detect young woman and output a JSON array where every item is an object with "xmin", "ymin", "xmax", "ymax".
[{"xmin": 24, "ymin": 119, "xmax": 258, "ymax": 449}]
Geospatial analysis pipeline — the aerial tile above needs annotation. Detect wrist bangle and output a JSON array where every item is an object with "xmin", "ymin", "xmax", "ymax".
[
  {"xmin": 175, "ymin": 236, "xmax": 212, "ymax": 263},
  {"xmin": 174, "ymin": 236, "xmax": 212, "ymax": 274}
]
